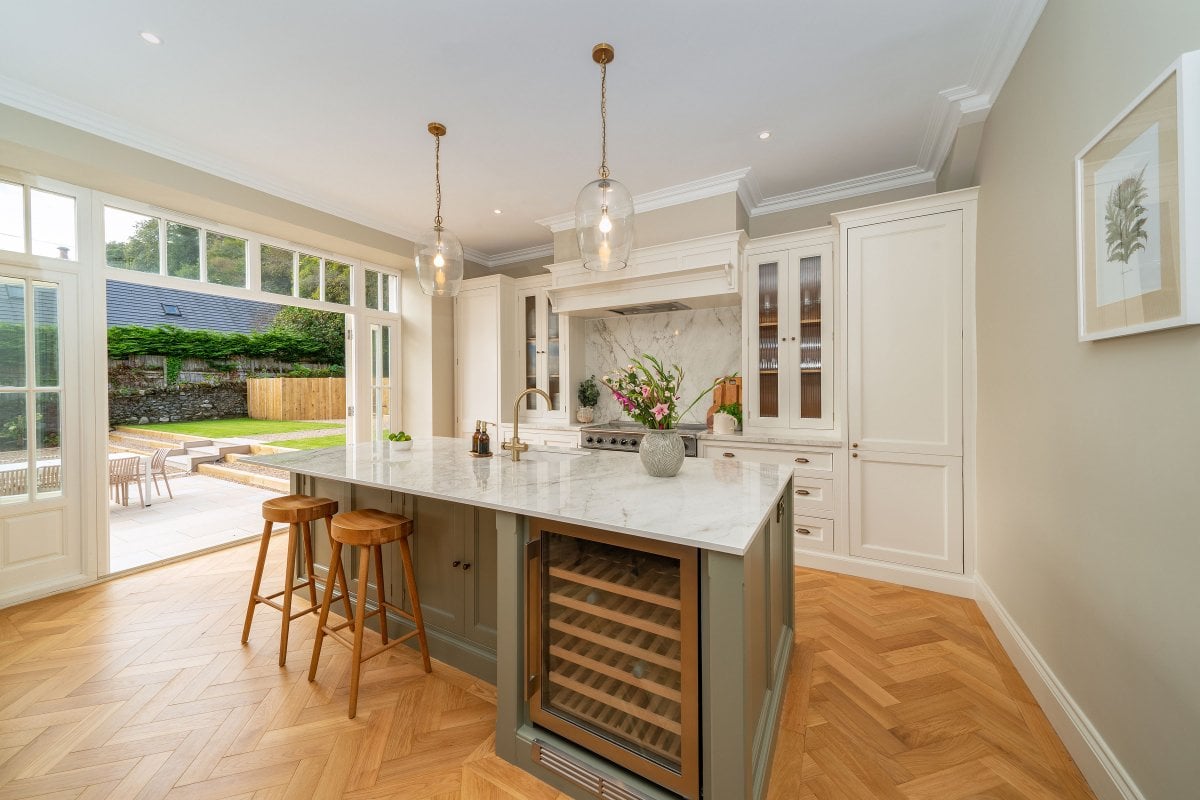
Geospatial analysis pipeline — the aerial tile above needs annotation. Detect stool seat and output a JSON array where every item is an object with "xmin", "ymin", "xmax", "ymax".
[
  {"xmin": 330, "ymin": 509, "xmax": 413, "ymax": 546},
  {"xmin": 262, "ymin": 494, "xmax": 338, "ymax": 524},
  {"xmin": 311, "ymin": 507, "xmax": 431, "ymax": 718}
]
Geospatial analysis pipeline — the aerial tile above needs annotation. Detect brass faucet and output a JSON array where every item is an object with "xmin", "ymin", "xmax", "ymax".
[{"xmin": 502, "ymin": 388, "xmax": 553, "ymax": 462}]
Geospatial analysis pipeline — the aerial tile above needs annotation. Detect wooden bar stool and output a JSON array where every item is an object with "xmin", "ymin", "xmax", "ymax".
[
  {"xmin": 241, "ymin": 494, "xmax": 354, "ymax": 666},
  {"xmin": 309, "ymin": 508, "xmax": 432, "ymax": 718}
]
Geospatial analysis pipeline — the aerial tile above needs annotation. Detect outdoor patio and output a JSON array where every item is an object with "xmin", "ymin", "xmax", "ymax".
[{"xmin": 108, "ymin": 471, "xmax": 283, "ymax": 573}]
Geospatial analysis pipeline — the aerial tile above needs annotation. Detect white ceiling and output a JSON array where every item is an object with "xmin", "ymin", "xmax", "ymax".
[{"xmin": 0, "ymin": 1, "xmax": 1041, "ymax": 261}]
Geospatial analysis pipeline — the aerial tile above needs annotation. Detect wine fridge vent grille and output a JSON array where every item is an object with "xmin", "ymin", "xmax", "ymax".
[{"xmin": 531, "ymin": 740, "xmax": 652, "ymax": 800}]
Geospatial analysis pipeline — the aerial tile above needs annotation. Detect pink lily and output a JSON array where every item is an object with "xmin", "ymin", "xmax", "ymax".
[{"xmin": 652, "ymin": 403, "xmax": 670, "ymax": 422}]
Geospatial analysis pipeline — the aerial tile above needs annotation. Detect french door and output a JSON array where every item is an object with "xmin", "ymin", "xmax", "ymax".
[
  {"xmin": 351, "ymin": 315, "xmax": 400, "ymax": 443},
  {"xmin": 0, "ymin": 265, "xmax": 84, "ymax": 603}
]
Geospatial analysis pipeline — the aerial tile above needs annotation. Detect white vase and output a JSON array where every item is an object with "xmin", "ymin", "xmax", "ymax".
[
  {"xmin": 576, "ymin": 406, "xmax": 595, "ymax": 424},
  {"xmin": 712, "ymin": 412, "xmax": 737, "ymax": 435},
  {"xmin": 639, "ymin": 428, "xmax": 685, "ymax": 478}
]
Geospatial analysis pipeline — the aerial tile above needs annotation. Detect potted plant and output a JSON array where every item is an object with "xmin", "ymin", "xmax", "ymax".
[
  {"xmin": 576, "ymin": 375, "xmax": 599, "ymax": 423},
  {"xmin": 602, "ymin": 355, "xmax": 733, "ymax": 477},
  {"xmin": 713, "ymin": 401, "xmax": 742, "ymax": 435}
]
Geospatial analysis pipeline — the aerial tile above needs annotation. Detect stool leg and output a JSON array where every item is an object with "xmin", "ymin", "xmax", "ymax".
[
  {"xmin": 373, "ymin": 545, "xmax": 389, "ymax": 645},
  {"xmin": 327, "ymin": 514, "xmax": 355, "ymax": 630},
  {"xmin": 309, "ymin": 540, "xmax": 341, "ymax": 683},
  {"xmin": 349, "ymin": 545, "xmax": 372, "ymax": 719},
  {"xmin": 278, "ymin": 522, "xmax": 300, "ymax": 667},
  {"xmin": 398, "ymin": 535, "xmax": 432, "ymax": 673},
  {"xmin": 300, "ymin": 520, "xmax": 318, "ymax": 609},
  {"xmin": 241, "ymin": 519, "xmax": 274, "ymax": 644}
]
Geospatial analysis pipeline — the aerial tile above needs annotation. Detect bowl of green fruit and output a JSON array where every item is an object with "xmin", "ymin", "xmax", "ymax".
[{"xmin": 386, "ymin": 431, "xmax": 413, "ymax": 453}]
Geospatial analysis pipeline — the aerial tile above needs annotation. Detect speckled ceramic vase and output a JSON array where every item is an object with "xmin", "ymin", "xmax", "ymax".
[{"xmin": 639, "ymin": 428, "xmax": 685, "ymax": 478}]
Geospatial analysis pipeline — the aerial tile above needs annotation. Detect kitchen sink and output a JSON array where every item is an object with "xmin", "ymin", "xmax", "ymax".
[{"xmin": 517, "ymin": 447, "xmax": 590, "ymax": 463}]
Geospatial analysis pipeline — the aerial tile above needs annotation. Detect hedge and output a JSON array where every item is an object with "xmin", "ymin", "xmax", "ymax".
[{"xmin": 107, "ymin": 324, "xmax": 341, "ymax": 364}]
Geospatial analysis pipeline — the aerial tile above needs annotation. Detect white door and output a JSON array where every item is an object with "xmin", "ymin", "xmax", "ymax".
[
  {"xmin": 354, "ymin": 319, "xmax": 398, "ymax": 443},
  {"xmin": 847, "ymin": 211, "xmax": 963, "ymax": 455},
  {"xmin": 0, "ymin": 267, "xmax": 84, "ymax": 603},
  {"xmin": 455, "ymin": 287, "xmax": 499, "ymax": 440},
  {"xmin": 849, "ymin": 450, "xmax": 963, "ymax": 572}
]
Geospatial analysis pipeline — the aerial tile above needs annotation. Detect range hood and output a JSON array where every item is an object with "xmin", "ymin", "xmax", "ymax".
[{"xmin": 546, "ymin": 231, "xmax": 746, "ymax": 318}]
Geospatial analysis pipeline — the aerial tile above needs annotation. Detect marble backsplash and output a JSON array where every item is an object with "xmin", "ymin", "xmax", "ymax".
[{"xmin": 583, "ymin": 306, "xmax": 742, "ymax": 424}]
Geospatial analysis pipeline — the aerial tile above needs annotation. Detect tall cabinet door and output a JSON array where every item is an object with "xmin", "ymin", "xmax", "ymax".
[
  {"xmin": 787, "ymin": 244, "xmax": 834, "ymax": 428},
  {"xmin": 847, "ymin": 211, "xmax": 963, "ymax": 455},
  {"xmin": 746, "ymin": 252, "xmax": 789, "ymax": 429},
  {"xmin": 455, "ymin": 287, "xmax": 499, "ymax": 439}
]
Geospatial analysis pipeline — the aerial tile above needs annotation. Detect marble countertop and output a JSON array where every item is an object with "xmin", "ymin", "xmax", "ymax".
[
  {"xmin": 697, "ymin": 430, "xmax": 844, "ymax": 448},
  {"xmin": 244, "ymin": 437, "xmax": 791, "ymax": 556}
]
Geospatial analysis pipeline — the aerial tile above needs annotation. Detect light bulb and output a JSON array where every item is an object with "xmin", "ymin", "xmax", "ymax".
[
  {"xmin": 598, "ymin": 239, "xmax": 611, "ymax": 264},
  {"xmin": 435, "ymin": 268, "xmax": 446, "ymax": 289},
  {"xmin": 433, "ymin": 251, "xmax": 445, "ymax": 268},
  {"xmin": 598, "ymin": 210, "xmax": 613, "ymax": 234}
]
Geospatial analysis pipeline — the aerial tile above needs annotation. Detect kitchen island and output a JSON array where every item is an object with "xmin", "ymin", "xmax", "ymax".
[{"xmin": 246, "ymin": 438, "xmax": 794, "ymax": 800}]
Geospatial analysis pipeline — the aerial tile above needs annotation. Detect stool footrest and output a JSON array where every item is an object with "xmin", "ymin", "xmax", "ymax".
[
  {"xmin": 256, "ymin": 592, "xmax": 350, "ymax": 621},
  {"xmin": 319, "ymin": 626, "xmax": 420, "ymax": 662}
]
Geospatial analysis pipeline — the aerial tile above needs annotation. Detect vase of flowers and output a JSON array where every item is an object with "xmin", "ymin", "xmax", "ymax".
[{"xmin": 603, "ymin": 355, "xmax": 733, "ymax": 478}]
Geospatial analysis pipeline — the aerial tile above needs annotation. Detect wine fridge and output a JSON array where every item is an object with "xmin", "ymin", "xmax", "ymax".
[{"xmin": 526, "ymin": 518, "xmax": 700, "ymax": 799}]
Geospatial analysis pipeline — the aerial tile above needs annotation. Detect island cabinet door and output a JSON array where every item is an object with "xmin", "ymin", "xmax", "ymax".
[
  {"xmin": 401, "ymin": 496, "xmax": 468, "ymax": 635},
  {"xmin": 464, "ymin": 508, "xmax": 498, "ymax": 649}
]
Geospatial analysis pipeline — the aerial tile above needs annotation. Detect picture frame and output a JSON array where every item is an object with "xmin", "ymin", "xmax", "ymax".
[{"xmin": 1075, "ymin": 50, "xmax": 1199, "ymax": 341}]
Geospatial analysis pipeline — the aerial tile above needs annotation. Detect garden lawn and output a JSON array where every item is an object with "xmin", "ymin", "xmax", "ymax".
[
  {"xmin": 127, "ymin": 418, "xmax": 342, "ymax": 438},
  {"xmin": 271, "ymin": 434, "xmax": 346, "ymax": 450}
]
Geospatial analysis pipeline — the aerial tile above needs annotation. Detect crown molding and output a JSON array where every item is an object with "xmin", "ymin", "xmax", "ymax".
[
  {"xmin": 917, "ymin": 0, "xmax": 1046, "ymax": 175},
  {"xmin": 469, "ymin": 242, "xmax": 555, "ymax": 268},
  {"xmin": 0, "ymin": 76, "xmax": 434, "ymax": 246},
  {"xmin": 747, "ymin": 165, "xmax": 935, "ymax": 218},
  {"xmin": 534, "ymin": 167, "xmax": 752, "ymax": 233}
]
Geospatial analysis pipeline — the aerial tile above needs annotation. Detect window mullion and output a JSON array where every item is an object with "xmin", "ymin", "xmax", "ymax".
[
  {"xmin": 22, "ymin": 184, "xmax": 32, "ymax": 256},
  {"xmin": 199, "ymin": 229, "xmax": 208, "ymax": 283}
]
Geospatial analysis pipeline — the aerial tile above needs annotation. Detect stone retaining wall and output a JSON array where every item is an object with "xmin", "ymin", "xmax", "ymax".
[{"xmin": 108, "ymin": 383, "xmax": 247, "ymax": 426}]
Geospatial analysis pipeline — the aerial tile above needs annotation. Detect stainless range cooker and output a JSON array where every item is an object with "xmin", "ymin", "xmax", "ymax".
[{"xmin": 579, "ymin": 421, "xmax": 707, "ymax": 457}]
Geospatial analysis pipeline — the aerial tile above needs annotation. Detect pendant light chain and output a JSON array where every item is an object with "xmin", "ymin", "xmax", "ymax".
[
  {"xmin": 599, "ymin": 58, "xmax": 609, "ymax": 180},
  {"xmin": 433, "ymin": 132, "xmax": 443, "ymax": 230}
]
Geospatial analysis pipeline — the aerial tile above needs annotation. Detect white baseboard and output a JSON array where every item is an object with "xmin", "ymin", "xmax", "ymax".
[
  {"xmin": 794, "ymin": 548, "xmax": 975, "ymax": 597},
  {"xmin": 974, "ymin": 576, "xmax": 1145, "ymax": 800}
]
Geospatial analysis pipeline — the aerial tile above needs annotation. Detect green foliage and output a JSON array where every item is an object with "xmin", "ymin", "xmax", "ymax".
[
  {"xmin": 164, "ymin": 356, "xmax": 182, "ymax": 385},
  {"xmin": 106, "ymin": 217, "xmax": 160, "ymax": 273},
  {"xmin": 206, "ymin": 361, "xmax": 236, "ymax": 373},
  {"xmin": 717, "ymin": 402, "xmax": 743, "ymax": 427},
  {"xmin": 267, "ymin": 307, "xmax": 346, "ymax": 364},
  {"xmin": 577, "ymin": 375, "xmax": 599, "ymax": 408},
  {"xmin": 128, "ymin": 417, "xmax": 341, "ymax": 437},
  {"xmin": 284, "ymin": 365, "xmax": 343, "ymax": 378},
  {"xmin": 206, "ymin": 234, "xmax": 247, "ymax": 287},
  {"xmin": 0, "ymin": 323, "xmax": 58, "ymax": 383},
  {"xmin": 1105, "ymin": 167, "xmax": 1150, "ymax": 264},
  {"xmin": 271, "ymin": 433, "xmax": 346, "ymax": 450},
  {"xmin": 107, "ymin": 324, "xmax": 338, "ymax": 364}
]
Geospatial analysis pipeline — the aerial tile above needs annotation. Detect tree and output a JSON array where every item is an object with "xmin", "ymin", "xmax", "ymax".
[
  {"xmin": 268, "ymin": 307, "xmax": 346, "ymax": 364},
  {"xmin": 106, "ymin": 218, "xmax": 159, "ymax": 273}
]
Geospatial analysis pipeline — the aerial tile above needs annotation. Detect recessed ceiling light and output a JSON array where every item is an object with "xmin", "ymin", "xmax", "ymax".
[
  {"xmin": 758, "ymin": 130, "xmax": 771, "ymax": 140},
  {"xmin": 140, "ymin": 31, "xmax": 162, "ymax": 45},
  {"xmin": 493, "ymin": 209, "xmax": 502, "ymax": 215}
]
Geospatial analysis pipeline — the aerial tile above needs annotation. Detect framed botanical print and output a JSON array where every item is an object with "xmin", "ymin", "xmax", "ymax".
[{"xmin": 1076, "ymin": 50, "xmax": 1199, "ymax": 340}]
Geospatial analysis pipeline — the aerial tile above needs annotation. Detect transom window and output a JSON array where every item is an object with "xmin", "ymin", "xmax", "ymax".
[{"xmin": 0, "ymin": 180, "xmax": 78, "ymax": 261}]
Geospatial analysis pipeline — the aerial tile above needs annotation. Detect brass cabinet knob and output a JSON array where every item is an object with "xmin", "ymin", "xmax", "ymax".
[
  {"xmin": 852, "ymin": 442, "xmax": 859, "ymax": 448},
  {"xmin": 852, "ymin": 453, "xmax": 859, "ymax": 458},
  {"xmin": 452, "ymin": 560, "xmax": 462, "ymax": 568},
  {"xmin": 462, "ymin": 562, "xmax": 472, "ymax": 571}
]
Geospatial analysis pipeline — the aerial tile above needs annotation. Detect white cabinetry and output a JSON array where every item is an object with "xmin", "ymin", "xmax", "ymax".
[
  {"xmin": 837, "ymin": 192, "xmax": 975, "ymax": 576},
  {"xmin": 454, "ymin": 277, "xmax": 516, "ymax": 440},
  {"xmin": 743, "ymin": 229, "xmax": 835, "ymax": 432},
  {"xmin": 516, "ymin": 280, "xmax": 576, "ymax": 425}
]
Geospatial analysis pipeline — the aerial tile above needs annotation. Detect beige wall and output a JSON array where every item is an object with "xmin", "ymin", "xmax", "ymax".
[
  {"xmin": 973, "ymin": 3, "xmax": 1200, "ymax": 798},
  {"xmin": 748, "ymin": 181, "xmax": 936, "ymax": 238},
  {"xmin": 936, "ymin": 121, "xmax": 985, "ymax": 193},
  {"xmin": 464, "ymin": 255, "xmax": 552, "ymax": 280}
]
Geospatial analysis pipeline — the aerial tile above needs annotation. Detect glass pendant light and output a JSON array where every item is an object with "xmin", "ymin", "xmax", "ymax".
[
  {"xmin": 575, "ymin": 43, "xmax": 634, "ymax": 272},
  {"xmin": 414, "ymin": 122, "xmax": 464, "ymax": 297}
]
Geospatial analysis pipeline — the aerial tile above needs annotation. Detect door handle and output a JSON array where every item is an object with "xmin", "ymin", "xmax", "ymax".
[
  {"xmin": 794, "ymin": 457, "xmax": 809, "ymax": 464},
  {"xmin": 723, "ymin": 452, "xmax": 735, "ymax": 458},
  {"xmin": 796, "ymin": 527, "xmax": 811, "ymax": 535},
  {"xmin": 795, "ymin": 489, "xmax": 811, "ymax": 496}
]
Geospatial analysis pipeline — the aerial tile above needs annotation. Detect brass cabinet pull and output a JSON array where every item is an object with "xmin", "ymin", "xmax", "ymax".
[
  {"xmin": 794, "ymin": 457, "xmax": 809, "ymax": 464},
  {"xmin": 795, "ymin": 489, "xmax": 811, "ymax": 496},
  {"xmin": 723, "ymin": 452, "xmax": 735, "ymax": 458},
  {"xmin": 796, "ymin": 527, "xmax": 811, "ymax": 535}
]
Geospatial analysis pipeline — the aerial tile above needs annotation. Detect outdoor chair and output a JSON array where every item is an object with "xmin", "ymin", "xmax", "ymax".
[
  {"xmin": 36, "ymin": 464, "xmax": 61, "ymax": 493},
  {"xmin": 0, "ymin": 469, "xmax": 27, "ymax": 497},
  {"xmin": 150, "ymin": 448, "xmax": 174, "ymax": 499},
  {"xmin": 109, "ymin": 455, "xmax": 143, "ymax": 507}
]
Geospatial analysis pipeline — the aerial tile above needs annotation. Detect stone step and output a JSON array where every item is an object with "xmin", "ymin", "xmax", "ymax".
[
  {"xmin": 197, "ymin": 462, "xmax": 289, "ymax": 493},
  {"xmin": 189, "ymin": 442, "xmax": 252, "ymax": 457},
  {"xmin": 108, "ymin": 433, "xmax": 187, "ymax": 455},
  {"xmin": 165, "ymin": 452, "xmax": 223, "ymax": 472},
  {"xmin": 112, "ymin": 427, "xmax": 212, "ymax": 448}
]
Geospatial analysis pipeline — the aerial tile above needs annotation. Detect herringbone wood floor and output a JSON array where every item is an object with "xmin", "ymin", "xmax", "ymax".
[{"xmin": 0, "ymin": 538, "xmax": 1095, "ymax": 799}]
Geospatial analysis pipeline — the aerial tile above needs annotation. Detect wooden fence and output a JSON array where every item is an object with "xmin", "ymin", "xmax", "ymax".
[{"xmin": 247, "ymin": 378, "xmax": 345, "ymax": 421}]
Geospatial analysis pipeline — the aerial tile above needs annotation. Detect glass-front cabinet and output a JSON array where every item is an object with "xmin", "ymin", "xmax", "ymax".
[
  {"xmin": 746, "ymin": 237, "xmax": 834, "ymax": 430},
  {"xmin": 517, "ymin": 287, "xmax": 567, "ymax": 424}
]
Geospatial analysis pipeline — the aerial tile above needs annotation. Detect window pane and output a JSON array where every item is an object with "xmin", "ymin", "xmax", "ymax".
[
  {"xmin": 206, "ymin": 232, "xmax": 246, "ymax": 287},
  {"xmin": 0, "ymin": 182, "xmax": 23, "ymax": 253},
  {"xmin": 364, "ymin": 269, "xmax": 379, "ymax": 309},
  {"xmin": 0, "ymin": 278, "xmax": 26, "ymax": 387},
  {"xmin": 0, "ymin": 393, "xmax": 28, "ymax": 502},
  {"xmin": 33, "ymin": 282, "xmax": 58, "ymax": 387},
  {"xmin": 381, "ymin": 273, "xmax": 391, "ymax": 312},
  {"xmin": 166, "ymin": 222, "xmax": 200, "ymax": 279},
  {"xmin": 105, "ymin": 207, "xmax": 160, "ymax": 273},
  {"xmin": 34, "ymin": 392, "xmax": 61, "ymax": 498},
  {"xmin": 30, "ymin": 189, "xmax": 76, "ymax": 260},
  {"xmin": 298, "ymin": 253, "xmax": 321, "ymax": 300},
  {"xmin": 325, "ymin": 260, "xmax": 350, "ymax": 305},
  {"xmin": 260, "ymin": 245, "xmax": 294, "ymax": 296}
]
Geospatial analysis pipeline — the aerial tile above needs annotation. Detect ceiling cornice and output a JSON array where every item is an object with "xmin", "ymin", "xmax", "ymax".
[
  {"xmin": 0, "ymin": 76, "xmax": 430, "ymax": 247},
  {"xmin": 468, "ymin": 242, "xmax": 555, "ymax": 268},
  {"xmin": 747, "ymin": 166, "xmax": 934, "ymax": 218}
]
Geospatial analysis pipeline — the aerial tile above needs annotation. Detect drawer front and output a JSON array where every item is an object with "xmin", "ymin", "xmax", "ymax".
[
  {"xmin": 705, "ymin": 443, "xmax": 835, "ymax": 473},
  {"xmin": 792, "ymin": 514, "xmax": 834, "ymax": 552},
  {"xmin": 790, "ymin": 477, "xmax": 835, "ymax": 516},
  {"xmin": 540, "ymin": 432, "xmax": 581, "ymax": 448}
]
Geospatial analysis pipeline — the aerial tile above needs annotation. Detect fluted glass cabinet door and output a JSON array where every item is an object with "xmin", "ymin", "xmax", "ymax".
[{"xmin": 748, "ymin": 254, "xmax": 787, "ymax": 428}]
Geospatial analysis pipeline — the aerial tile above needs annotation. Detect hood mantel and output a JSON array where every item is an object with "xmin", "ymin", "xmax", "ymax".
[{"xmin": 545, "ymin": 230, "xmax": 746, "ymax": 317}]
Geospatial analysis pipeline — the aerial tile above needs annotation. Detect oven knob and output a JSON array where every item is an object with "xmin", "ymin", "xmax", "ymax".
[
  {"xmin": 609, "ymin": 437, "xmax": 618, "ymax": 445},
  {"xmin": 620, "ymin": 439, "xmax": 630, "ymax": 446}
]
